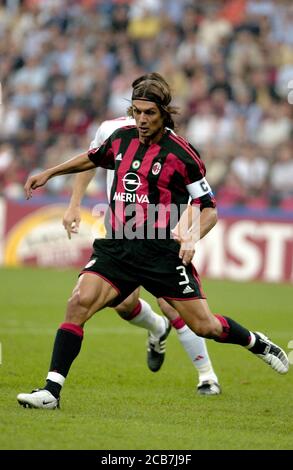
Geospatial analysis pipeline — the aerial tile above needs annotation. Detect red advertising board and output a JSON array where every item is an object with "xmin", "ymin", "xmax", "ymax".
[{"xmin": 196, "ymin": 214, "xmax": 293, "ymax": 283}]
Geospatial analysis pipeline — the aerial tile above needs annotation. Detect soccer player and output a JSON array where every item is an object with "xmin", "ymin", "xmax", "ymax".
[
  {"xmin": 62, "ymin": 111, "xmax": 221, "ymax": 396},
  {"xmin": 18, "ymin": 73, "xmax": 289, "ymax": 409}
]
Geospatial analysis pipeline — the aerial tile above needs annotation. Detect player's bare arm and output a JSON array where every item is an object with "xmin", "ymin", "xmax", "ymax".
[
  {"xmin": 63, "ymin": 169, "xmax": 96, "ymax": 239},
  {"xmin": 172, "ymin": 205, "xmax": 217, "ymax": 266},
  {"xmin": 198, "ymin": 207, "xmax": 218, "ymax": 238},
  {"xmin": 24, "ymin": 152, "xmax": 95, "ymax": 199}
]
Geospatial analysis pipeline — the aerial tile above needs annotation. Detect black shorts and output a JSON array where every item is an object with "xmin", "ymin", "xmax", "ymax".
[{"xmin": 80, "ymin": 238, "xmax": 206, "ymax": 305}]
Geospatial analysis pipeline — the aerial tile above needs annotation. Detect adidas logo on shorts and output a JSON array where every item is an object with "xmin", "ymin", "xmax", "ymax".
[{"xmin": 182, "ymin": 285, "xmax": 194, "ymax": 294}]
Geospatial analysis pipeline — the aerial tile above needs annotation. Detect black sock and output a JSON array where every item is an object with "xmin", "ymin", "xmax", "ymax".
[
  {"xmin": 249, "ymin": 333, "xmax": 268, "ymax": 354},
  {"xmin": 44, "ymin": 325, "xmax": 83, "ymax": 396},
  {"xmin": 214, "ymin": 315, "xmax": 251, "ymax": 346},
  {"xmin": 45, "ymin": 380, "xmax": 62, "ymax": 399}
]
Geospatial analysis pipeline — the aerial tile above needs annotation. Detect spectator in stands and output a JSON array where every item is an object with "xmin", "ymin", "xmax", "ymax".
[
  {"xmin": 0, "ymin": 0, "xmax": 292, "ymax": 209},
  {"xmin": 269, "ymin": 143, "xmax": 293, "ymax": 206},
  {"xmin": 231, "ymin": 143, "xmax": 269, "ymax": 197}
]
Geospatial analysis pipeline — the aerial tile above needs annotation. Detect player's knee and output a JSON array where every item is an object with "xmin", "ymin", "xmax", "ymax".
[
  {"xmin": 115, "ymin": 291, "xmax": 140, "ymax": 319},
  {"xmin": 115, "ymin": 300, "xmax": 134, "ymax": 319},
  {"xmin": 67, "ymin": 290, "xmax": 95, "ymax": 312},
  {"xmin": 115, "ymin": 304, "xmax": 128, "ymax": 319},
  {"xmin": 195, "ymin": 319, "xmax": 219, "ymax": 338}
]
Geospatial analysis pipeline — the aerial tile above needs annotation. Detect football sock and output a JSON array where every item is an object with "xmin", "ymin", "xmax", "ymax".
[
  {"xmin": 214, "ymin": 324, "xmax": 271, "ymax": 355},
  {"xmin": 214, "ymin": 315, "xmax": 251, "ymax": 346},
  {"xmin": 246, "ymin": 332, "xmax": 270, "ymax": 354},
  {"xmin": 44, "ymin": 322, "xmax": 83, "ymax": 397},
  {"xmin": 127, "ymin": 299, "xmax": 166, "ymax": 337},
  {"xmin": 45, "ymin": 378, "xmax": 62, "ymax": 399},
  {"xmin": 172, "ymin": 317, "xmax": 218, "ymax": 383},
  {"xmin": 206, "ymin": 316, "xmax": 270, "ymax": 355}
]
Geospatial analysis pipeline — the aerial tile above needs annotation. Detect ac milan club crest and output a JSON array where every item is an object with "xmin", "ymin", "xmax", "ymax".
[{"xmin": 152, "ymin": 162, "xmax": 162, "ymax": 175}]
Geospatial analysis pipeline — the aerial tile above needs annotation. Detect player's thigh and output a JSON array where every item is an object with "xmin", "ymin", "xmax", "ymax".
[
  {"xmin": 81, "ymin": 239, "xmax": 140, "ymax": 307},
  {"xmin": 68, "ymin": 273, "xmax": 119, "ymax": 319}
]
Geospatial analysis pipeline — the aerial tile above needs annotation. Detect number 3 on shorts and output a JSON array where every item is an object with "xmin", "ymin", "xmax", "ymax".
[{"xmin": 176, "ymin": 265, "xmax": 189, "ymax": 285}]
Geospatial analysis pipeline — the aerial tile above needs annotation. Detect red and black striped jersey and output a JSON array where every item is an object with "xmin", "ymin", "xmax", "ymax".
[{"xmin": 88, "ymin": 126, "xmax": 216, "ymax": 238}]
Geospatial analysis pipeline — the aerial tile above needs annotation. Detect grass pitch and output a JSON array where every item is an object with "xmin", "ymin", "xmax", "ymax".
[{"xmin": 0, "ymin": 267, "xmax": 292, "ymax": 450}]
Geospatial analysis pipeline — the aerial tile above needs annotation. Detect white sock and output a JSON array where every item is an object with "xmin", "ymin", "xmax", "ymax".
[
  {"xmin": 46, "ymin": 371, "xmax": 65, "ymax": 386},
  {"xmin": 128, "ymin": 299, "xmax": 166, "ymax": 337},
  {"xmin": 245, "ymin": 331, "xmax": 256, "ymax": 349},
  {"xmin": 176, "ymin": 325, "xmax": 218, "ymax": 384}
]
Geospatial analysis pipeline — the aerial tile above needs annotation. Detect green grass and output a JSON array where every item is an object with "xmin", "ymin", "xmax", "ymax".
[{"xmin": 0, "ymin": 267, "xmax": 292, "ymax": 450}]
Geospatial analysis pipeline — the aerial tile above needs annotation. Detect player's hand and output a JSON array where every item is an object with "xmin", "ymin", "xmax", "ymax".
[
  {"xmin": 63, "ymin": 206, "xmax": 81, "ymax": 239},
  {"xmin": 172, "ymin": 230, "xmax": 196, "ymax": 266},
  {"xmin": 24, "ymin": 171, "xmax": 51, "ymax": 199}
]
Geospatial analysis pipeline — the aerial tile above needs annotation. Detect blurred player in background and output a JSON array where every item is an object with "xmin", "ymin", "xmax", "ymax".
[{"xmin": 18, "ymin": 73, "xmax": 289, "ymax": 409}]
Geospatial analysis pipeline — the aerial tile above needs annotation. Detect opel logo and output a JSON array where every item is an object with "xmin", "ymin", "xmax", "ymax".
[{"xmin": 122, "ymin": 172, "xmax": 142, "ymax": 192}]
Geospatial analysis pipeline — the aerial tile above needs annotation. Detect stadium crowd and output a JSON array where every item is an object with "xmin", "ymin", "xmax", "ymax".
[{"xmin": 0, "ymin": 0, "xmax": 293, "ymax": 209}]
